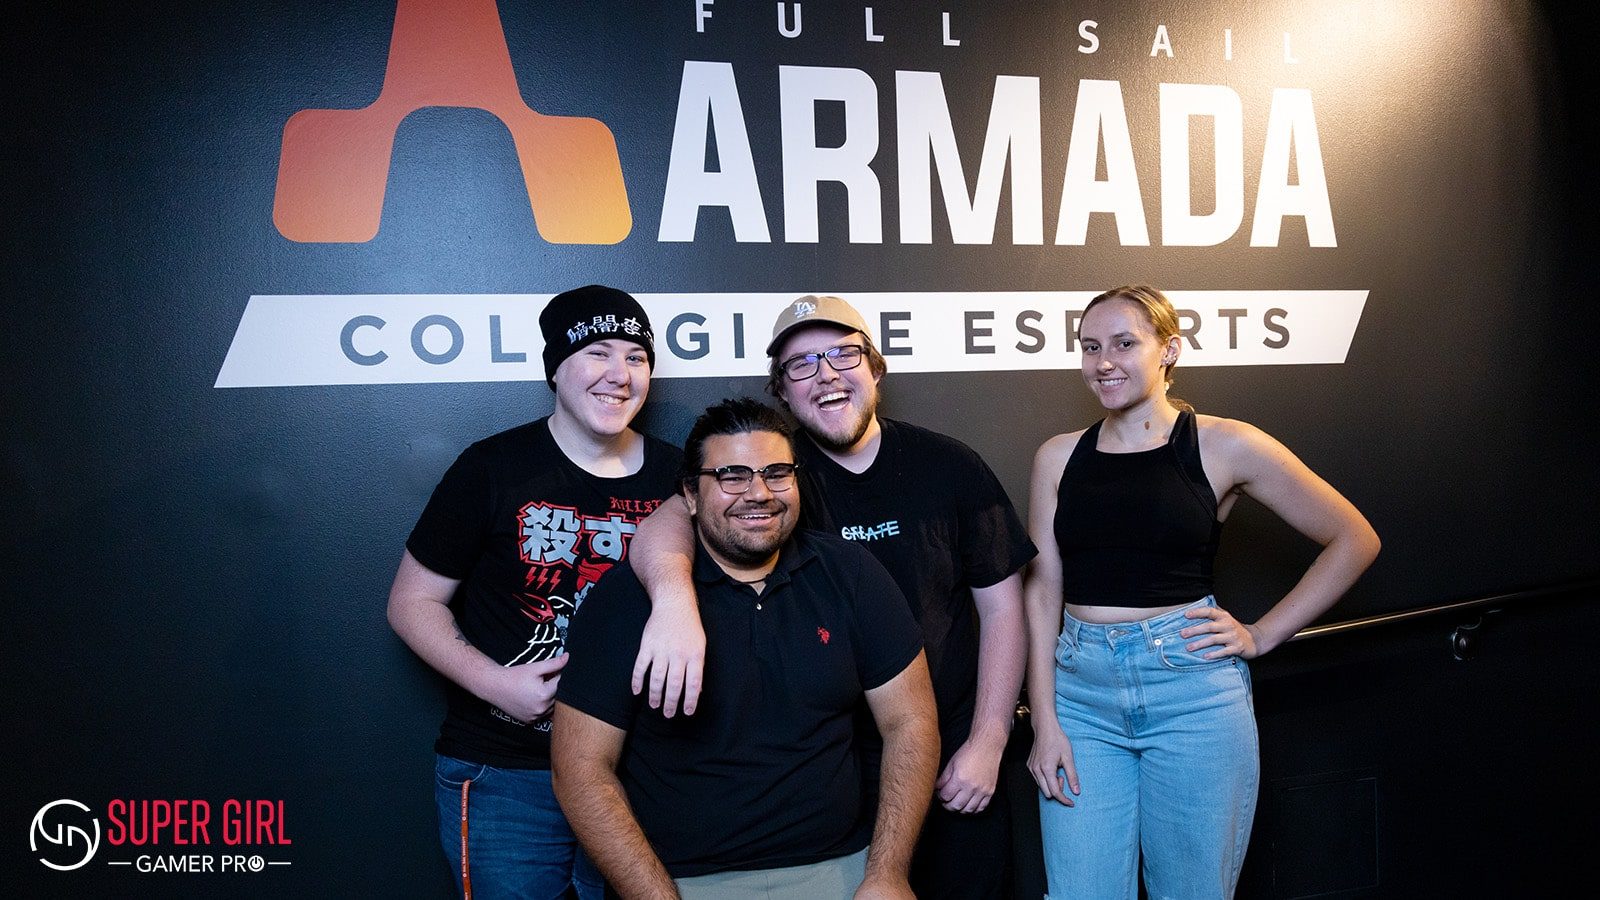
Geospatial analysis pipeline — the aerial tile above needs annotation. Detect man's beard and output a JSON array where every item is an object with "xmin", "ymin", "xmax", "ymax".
[
  {"xmin": 697, "ymin": 499, "xmax": 795, "ymax": 565},
  {"xmin": 801, "ymin": 393, "xmax": 877, "ymax": 452}
]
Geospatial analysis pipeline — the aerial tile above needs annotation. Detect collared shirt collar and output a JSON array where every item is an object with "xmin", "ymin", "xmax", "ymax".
[{"xmin": 690, "ymin": 531, "xmax": 818, "ymax": 591}]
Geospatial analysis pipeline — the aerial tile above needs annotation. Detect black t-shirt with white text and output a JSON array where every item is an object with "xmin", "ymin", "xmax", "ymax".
[
  {"xmin": 405, "ymin": 418, "xmax": 682, "ymax": 768},
  {"xmin": 795, "ymin": 418, "xmax": 1035, "ymax": 759}
]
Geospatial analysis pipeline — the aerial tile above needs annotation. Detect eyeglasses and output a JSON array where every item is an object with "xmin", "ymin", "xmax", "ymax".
[
  {"xmin": 780, "ymin": 344, "xmax": 865, "ymax": 381},
  {"xmin": 694, "ymin": 463, "xmax": 800, "ymax": 494}
]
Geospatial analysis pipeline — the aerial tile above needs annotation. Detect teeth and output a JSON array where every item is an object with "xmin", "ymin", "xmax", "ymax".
[
  {"xmin": 1099, "ymin": 378, "xmax": 1126, "ymax": 386},
  {"xmin": 818, "ymin": 391, "xmax": 848, "ymax": 404},
  {"xmin": 595, "ymin": 395, "xmax": 625, "ymax": 405}
]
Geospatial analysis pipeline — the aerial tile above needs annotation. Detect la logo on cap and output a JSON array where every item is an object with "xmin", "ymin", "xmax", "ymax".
[{"xmin": 794, "ymin": 301, "xmax": 817, "ymax": 317}]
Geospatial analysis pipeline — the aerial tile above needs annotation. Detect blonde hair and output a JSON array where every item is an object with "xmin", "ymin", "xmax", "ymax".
[{"xmin": 1082, "ymin": 285, "xmax": 1194, "ymax": 414}]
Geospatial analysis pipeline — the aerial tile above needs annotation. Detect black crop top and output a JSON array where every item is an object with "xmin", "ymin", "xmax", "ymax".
[{"xmin": 1053, "ymin": 411, "xmax": 1222, "ymax": 607}]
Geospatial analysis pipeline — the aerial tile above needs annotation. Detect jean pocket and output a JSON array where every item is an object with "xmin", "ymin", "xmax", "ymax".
[
  {"xmin": 1154, "ymin": 631, "xmax": 1234, "ymax": 671},
  {"xmin": 1053, "ymin": 633, "xmax": 1078, "ymax": 673},
  {"xmin": 433, "ymin": 755, "xmax": 491, "ymax": 790}
]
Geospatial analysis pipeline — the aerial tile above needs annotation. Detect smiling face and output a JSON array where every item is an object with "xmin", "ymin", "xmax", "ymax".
[
  {"xmin": 1078, "ymin": 298, "xmax": 1180, "ymax": 413},
  {"xmin": 685, "ymin": 430, "xmax": 799, "ymax": 570},
  {"xmin": 549, "ymin": 338, "xmax": 650, "ymax": 440},
  {"xmin": 775, "ymin": 324, "xmax": 881, "ymax": 453}
]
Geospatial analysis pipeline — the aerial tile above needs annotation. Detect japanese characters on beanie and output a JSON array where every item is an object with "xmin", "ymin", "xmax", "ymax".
[{"xmin": 539, "ymin": 285, "xmax": 655, "ymax": 388}]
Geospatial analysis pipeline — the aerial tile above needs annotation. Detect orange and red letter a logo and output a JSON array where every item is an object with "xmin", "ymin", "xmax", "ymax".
[{"xmin": 273, "ymin": 0, "xmax": 631, "ymax": 244}]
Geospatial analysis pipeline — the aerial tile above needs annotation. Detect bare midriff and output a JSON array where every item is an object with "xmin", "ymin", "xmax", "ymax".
[{"xmin": 1065, "ymin": 601, "xmax": 1191, "ymax": 625}]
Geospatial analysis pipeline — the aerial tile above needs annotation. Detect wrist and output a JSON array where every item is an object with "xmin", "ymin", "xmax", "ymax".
[
  {"xmin": 1029, "ymin": 712, "xmax": 1064, "ymax": 737},
  {"xmin": 966, "ymin": 721, "xmax": 1010, "ymax": 754},
  {"xmin": 656, "ymin": 590, "xmax": 700, "ymax": 612},
  {"xmin": 861, "ymin": 867, "xmax": 908, "ymax": 890},
  {"xmin": 474, "ymin": 657, "xmax": 521, "ymax": 707}
]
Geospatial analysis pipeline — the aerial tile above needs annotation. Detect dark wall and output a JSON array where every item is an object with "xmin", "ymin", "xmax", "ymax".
[
  {"xmin": 1241, "ymin": 588, "xmax": 1600, "ymax": 898},
  {"xmin": 3, "ymin": 0, "xmax": 1596, "ymax": 894},
  {"xmin": 1003, "ymin": 584, "xmax": 1600, "ymax": 898}
]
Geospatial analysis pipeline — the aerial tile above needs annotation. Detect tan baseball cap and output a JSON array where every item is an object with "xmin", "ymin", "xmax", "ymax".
[{"xmin": 766, "ymin": 295, "xmax": 873, "ymax": 357}]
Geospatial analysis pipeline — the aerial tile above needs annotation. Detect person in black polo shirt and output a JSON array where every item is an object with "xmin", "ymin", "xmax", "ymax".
[
  {"xmin": 551, "ymin": 398, "xmax": 938, "ymax": 900},
  {"xmin": 629, "ymin": 297, "xmax": 1036, "ymax": 899}
]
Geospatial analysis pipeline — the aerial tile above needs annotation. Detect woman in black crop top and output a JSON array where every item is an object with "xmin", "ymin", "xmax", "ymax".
[{"xmin": 1021, "ymin": 286, "xmax": 1380, "ymax": 899}]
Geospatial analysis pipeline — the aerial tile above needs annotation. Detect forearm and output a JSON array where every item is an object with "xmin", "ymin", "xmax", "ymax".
[
  {"xmin": 387, "ymin": 592, "xmax": 506, "ymax": 703},
  {"xmin": 1252, "ymin": 529, "xmax": 1381, "ymax": 652},
  {"xmin": 966, "ymin": 583, "xmax": 1025, "ymax": 748},
  {"xmin": 867, "ymin": 704, "xmax": 939, "ymax": 881},
  {"xmin": 1022, "ymin": 577, "xmax": 1064, "ymax": 734},
  {"xmin": 1218, "ymin": 418, "xmax": 1382, "ymax": 655},
  {"xmin": 1022, "ymin": 439, "xmax": 1073, "ymax": 737},
  {"xmin": 551, "ymin": 707, "xmax": 679, "ymax": 899},
  {"xmin": 553, "ymin": 765, "xmax": 677, "ymax": 899},
  {"xmin": 634, "ymin": 495, "xmax": 697, "ymax": 604}
]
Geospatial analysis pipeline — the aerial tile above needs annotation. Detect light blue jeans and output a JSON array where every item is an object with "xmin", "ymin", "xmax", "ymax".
[
  {"xmin": 1039, "ymin": 598, "xmax": 1258, "ymax": 900},
  {"xmin": 434, "ymin": 754, "xmax": 604, "ymax": 900}
]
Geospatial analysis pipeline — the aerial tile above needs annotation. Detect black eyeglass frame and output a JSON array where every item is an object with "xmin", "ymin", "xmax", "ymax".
[
  {"xmin": 779, "ymin": 343, "xmax": 866, "ymax": 382},
  {"xmin": 691, "ymin": 462, "xmax": 802, "ymax": 494}
]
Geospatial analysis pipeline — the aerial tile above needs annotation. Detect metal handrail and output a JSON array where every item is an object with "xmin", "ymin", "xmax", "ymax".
[
  {"xmin": 1288, "ymin": 577, "xmax": 1598, "ymax": 642},
  {"xmin": 1015, "ymin": 578, "xmax": 1597, "ymax": 717}
]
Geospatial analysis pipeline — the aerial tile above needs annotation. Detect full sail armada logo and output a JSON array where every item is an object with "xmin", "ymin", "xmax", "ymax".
[
  {"xmin": 272, "ymin": 0, "xmax": 629, "ymax": 245},
  {"xmin": 219, "ymin": 0, "xmax": 1368, "ymax": 388}
]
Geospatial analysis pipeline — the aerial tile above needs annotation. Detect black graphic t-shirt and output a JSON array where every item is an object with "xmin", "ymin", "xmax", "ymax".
[
  {"xmin": 406, "ymin": 418, "xmax": 682, "ymax": 769},
  {"xmin": 795, "ymin": 418, "xmax": 1036, "ymax": 760}
]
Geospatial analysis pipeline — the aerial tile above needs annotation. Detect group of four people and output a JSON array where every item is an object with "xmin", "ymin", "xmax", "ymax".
[{"xmin": 387, "ymin": 284, "xmax": 1380, "ymax": 899}]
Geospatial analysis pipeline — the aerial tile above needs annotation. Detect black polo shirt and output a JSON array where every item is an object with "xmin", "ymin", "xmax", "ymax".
[{"xmin": 557, "ymin": 529, "xmax": 924, "ymax": 878}]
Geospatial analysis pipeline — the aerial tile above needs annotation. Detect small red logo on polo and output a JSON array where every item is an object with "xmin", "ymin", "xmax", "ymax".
[
  {"xmin": 273, "ymin": 0, "xmax": 631, "ymax": 244},
  {"xmin": 817, "ymin": 627, "xmax": 830, "ymax": 645}
]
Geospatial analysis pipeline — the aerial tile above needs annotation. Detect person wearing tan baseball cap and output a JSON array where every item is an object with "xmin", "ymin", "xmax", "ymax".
[
  {"xmin": 764, "ymin": 294, "xmax": 874, "ymax": 356},
  {"xmin": 633, "ymin": 294, "xmax": 1038, "ymax": 900}
]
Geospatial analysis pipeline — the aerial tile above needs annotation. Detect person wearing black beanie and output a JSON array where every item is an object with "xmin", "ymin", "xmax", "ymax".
[
  {"xmin": 388, "ymin": 285, "xmax": 680, "ymax": 900},
  {"xmin": 539, "ymin": 284, "xmax": 656, "ymax": 390}
]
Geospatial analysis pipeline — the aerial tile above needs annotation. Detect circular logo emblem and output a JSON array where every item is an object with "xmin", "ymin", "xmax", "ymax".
[{"xmin": 30, "ymin": 799, "xmax": 101, "ymax": 871}]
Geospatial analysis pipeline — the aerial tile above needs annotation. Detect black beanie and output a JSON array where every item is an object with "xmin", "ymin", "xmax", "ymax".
[{"xmin": 539, "ymin": 285, "xmax": 656, "ymax": 388}]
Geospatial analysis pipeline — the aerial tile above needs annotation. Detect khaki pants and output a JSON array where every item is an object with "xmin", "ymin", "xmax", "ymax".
[{"xmin": 675, "ymin": 847, "xmax": 869, "ymax": 899}]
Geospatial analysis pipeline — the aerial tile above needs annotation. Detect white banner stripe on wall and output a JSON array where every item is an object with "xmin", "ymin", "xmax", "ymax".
[{"xmin": 215, "ymin": 291, "xmax": 1368, "ymax": 388}]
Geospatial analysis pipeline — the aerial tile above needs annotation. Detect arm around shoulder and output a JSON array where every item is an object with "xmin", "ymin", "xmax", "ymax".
[
  {"xmin": 632, "ymin": 494, "xmax": 696, "ymax": 592},
  {"xmin": 629, "ymin": 494, "xmax": 706, "ymax": 717}
]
